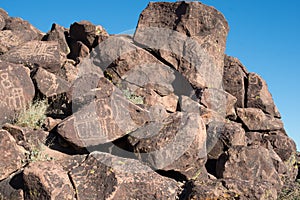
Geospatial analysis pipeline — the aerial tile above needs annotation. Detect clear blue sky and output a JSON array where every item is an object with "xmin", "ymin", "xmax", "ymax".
[{"xmin": 1, "ymin": 0, "xmax": 299, "ymax": 149}]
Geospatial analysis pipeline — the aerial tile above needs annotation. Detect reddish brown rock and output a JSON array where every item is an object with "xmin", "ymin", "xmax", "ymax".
[
  {"xmin": 128, "ymin": 112, "xmax": 207, "ymax": 180},
  {"xmin": 67, "ymin": 152, "xmax": 180, "ymax": 200},
  {"xmin": 2, "ymin": 123, "xmax": 48, "ymax": 152},
  {"xmin": 57, "ymin": 81, "xmax": 149, "ymax": 148},
  {"xmin": 44, "ymin": 23, "xmax": 70, "ymax": 55},
  {"xmin": 207, "ymin": 121, "xmax": 246, "ymax": 160},
  {"xmin": 223, "ymin": 55, "xmax": 248, "ymax": 108},
  {"xmin": 0, "ymin": 30, "xmax": 37, "ymax": 54},
  {"xmin": 70, "ymin": 21, "xmax": 109, "ymax": 49},
  {"xmin": 200, "ymin": 88, "xmax": 237, "ymax": 119},
  {"xmin": 134, "ymin": 1, "xmax": 229, "ymax": 89},
  {"xmin": 1, "ymin": 41, "xmax": 61, "ymax": 72},
  {"xmin": 0, "ymin": 62, "xmax": 35, "ymax": 124},
  {"xmin": 247, "ymin": 73, "xmax": 281, "ymax": 117},
  {"xmin": 68, "ymin": 40, "xmax": 90, "ymax": 62},
  {"xmin": 189, "ymin": 179, "xmax": 278, "ymax": 200},
  {"xmin": 4, "ymin": 17, "xmax": 43, "ymax": 42},
  {"xmin": 0, "ymin": 9, "xmax": 8, "ymax": 30},
  {"xmin": 237, "ymin": 108, "xmax": 283, "ymax": 131},
  {"xmin": 216, "ymin": 146, "xmax": 282, "ymax": 188},
  {"xmin": 23, "ymin": 161, "xmax": 75, "ymax": 200},
  {"xmin": 34, "ymin": 67, "xmax": 70, "ymax": 97},
  {"xmin": 0, "ymin": 130, "xmax": 26, "ymax": 181},
  {"xmin": 0, "ymin": 171, "xmax": 24, "ymax": 200}
]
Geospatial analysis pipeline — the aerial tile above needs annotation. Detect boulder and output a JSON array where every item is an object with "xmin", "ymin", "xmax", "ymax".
[
  {"xmin": 0, "ymin": 130, "xmax": 26, "ymax": 181},
  {"xmin": 0, "ymin": 9, "xmax": 8, "ymax": 31},
  {"xmin": 223, "ymin": 55, "xmax": 248, "ymax": 108},
  {"xmin": 134, "ymin": 1, "xmax": 229, "ymax": 89},
  {"xmin": 23, "ymin": 161, "xmax": 75, "ymax": 200},
  {"xmin": 237, "ymin": 108, "xmax": 283, "ymax": 131},
  {"xmin": 69, "ymin": 20, "xmax": 109, "ymax": 49},
  {"xmin": 0, "ymin": 62, "xmax": 35, "ymax": 124},
  {"xmin": 189, "ymin": 179, "xmax": 278, "ymax": 200},
  {"xmin": 57, "ymin": 79, "xmax": 149, "ymax": 148},
  {"xmin": 128, "ymin": 112, "xmax": 207, "ymax": 180},
  {"xmin": 247, "ymin": 73, "xmax": 281, "ymax": 117},
  {"xmin": 1, "ymin": 41, "xmax": 61, "ymax": 72},
  {"xmin": 207, "ymin": 121, "xmax": 246, "ymax": 160},
  {"xmin": 0, "ymin": 171, "xmax": 24, "ymax": 200},
  {"xmin": 33, "ymin": 67, "xmax": 70, "ymax": 97},
  {"xmin": 4, "ymin": 17, "xmax": 43, "ymax": 40},
  {"xmin": 66, "ymin": 152, "xmax": 180, "ymax": 200},
  {"xmin": 200, "ymin": 88, "xmax": 237, "ymax": 119},
  {"xmin": 44, "ymin": 23, "xmax": 70, "ymax": 55},
  {"xmin": 216, "ymin": 146, "xmax": 282, "ymax": 189},
  {"xmin": 67, "ymin": 40, "xmax": 90, "ymax": 62}
]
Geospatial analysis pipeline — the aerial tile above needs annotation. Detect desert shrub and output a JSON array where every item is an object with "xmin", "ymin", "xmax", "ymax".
[{"xmin": 15, "ymin": 99, "xmax": 48, "ymax": 129}]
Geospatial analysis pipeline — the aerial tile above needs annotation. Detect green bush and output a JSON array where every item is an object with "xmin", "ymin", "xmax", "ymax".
[{"xmin": 15, "ymin": 99, "xmax": 48, "ymax": 129}]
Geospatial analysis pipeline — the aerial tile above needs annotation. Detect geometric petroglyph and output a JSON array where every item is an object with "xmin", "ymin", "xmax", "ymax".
[{"xmin": 1, "ymin": 41, "xmax": 60, "ymax": 70}]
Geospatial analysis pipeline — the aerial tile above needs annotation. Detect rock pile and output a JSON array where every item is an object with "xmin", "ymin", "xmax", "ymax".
[{"xmin": 0, "ymin": 1, "xmax": 299, "ymax": 200}]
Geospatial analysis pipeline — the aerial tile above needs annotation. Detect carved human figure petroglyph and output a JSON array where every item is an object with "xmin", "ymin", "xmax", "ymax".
[{"xmin": 0, "ymin": 68, "xmax": 26, "ymax": 110}]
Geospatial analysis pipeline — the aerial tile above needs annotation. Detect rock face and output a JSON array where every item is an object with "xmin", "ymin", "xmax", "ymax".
[
  {"xmin": 134, "ymin": 1, "xmax": 229, "ymax": 89},
  {"xmin": 0, "ymin": 130, "xmax": 25, "ymax": 181},
  {"xmin": 247, "ymin": 73, "xmax": 281, "ymax": 117},
  {"xmin": 128, "ymin": 112, "xmax": 207, "ymax": 180},
  {"xmin": 23, "ymin": 161, "xmax": 75, "ymax": 200},
  {"xmin": 223, "ymin": 55, "xmax": 248, "ymax": 108},
  {"xmin": 0, "ymin": 62, "xmax": 35, "ymax": 124},
  {"xmin": 0, "ymin": 2, "xmax": 298, "ymax": 200},
  {"xmin": 64, "ymin": 152, "xmax": 180, "ymax": 200}
]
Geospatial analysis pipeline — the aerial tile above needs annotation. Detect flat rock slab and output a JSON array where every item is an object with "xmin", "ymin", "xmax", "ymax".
[
  {"xmin": 237, "ymin": 108, "xmax": 283, "ymax": 131},
  {"xmin": 128, "ymin": 112, "xmax": 207, "ymax": 180},
  {"xmin": 223, "ymin": 55, "xmax": 248, "ymax": 108},
  {"xmin": 1, "ymin": 41, "xmax": 61, "ymax": 72},
  {"xmin": 57, "ymin": 92, "xmax": 150, "ymax": 148},
  {"xmin": 0, "ymin": 130, "xmax": 25, "ymax": 181},
  {"xmin": 0, "ymin": 30, "xmax": 38, "ymax": 54},
  {"xmin": 68, "ymin": 152, "xmax": 180, "ymax": 200},
  {"xmin": 247, "ymin": 73, "xmax": 281, "ymax": 117},
  {"xmin": 200, "ymin": 88, "xmax": 237, "ymax": 119},
  {"xmin": 134, "ymin": 1, "xmax": 229, "ymax": 89},
  {"xmin": 23, "ymin": 161, "xmax": 75, "ymax": 200},
  {"xmin": 0, "ymin": 62, "xmax": 35, "ymax": 124}
]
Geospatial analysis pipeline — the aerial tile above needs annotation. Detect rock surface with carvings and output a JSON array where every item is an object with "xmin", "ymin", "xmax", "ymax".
[{"xmin": 0, "ymin": 2, "xmax": 298, "ymax": 200}]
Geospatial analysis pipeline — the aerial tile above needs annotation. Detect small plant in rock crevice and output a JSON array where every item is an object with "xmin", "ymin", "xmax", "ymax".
[{"xmin": 15, "ymin": 99, "xmax": 48, "ymax": 129}]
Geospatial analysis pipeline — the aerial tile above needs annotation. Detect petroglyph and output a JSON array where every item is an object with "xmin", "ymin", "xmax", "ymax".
[{"xmin": 7, "ymin": 88, "xmax": 26, "ymax": 110}]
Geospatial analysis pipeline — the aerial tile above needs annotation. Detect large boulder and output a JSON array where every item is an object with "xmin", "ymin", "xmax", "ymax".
[
  {"xmin": 69, "ymin": 20, "xmax": 109, "ymax": 50},
  {"xmin": 43, "ymin": 23, "xmax": 70, "ymax": 55},
  {"xmin": 247, "ymin": 73, "xmax": 281, "ymax": 117},
  {"xmin": 57, "ymin": 78, "xmax": 149, "ymax": 148},
  {"xmin": 134, "ymin": 1, "xmax": 229, "ymax": 89},
  {"xmin": 0, "ymin": 62, "xmax": 35, "ymax": 124},
  {"xmin": 128, "ymin": 112, "xmax": 207, "ymax": 180},
  {"xmin": 0, "ymin": 130, "xmax": 26, "ymax": 181}
]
